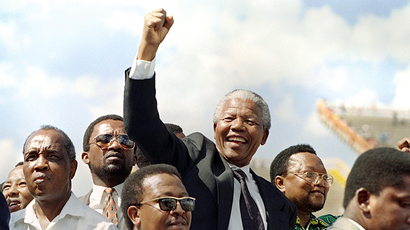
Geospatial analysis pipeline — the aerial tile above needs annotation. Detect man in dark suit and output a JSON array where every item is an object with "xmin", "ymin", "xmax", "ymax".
[{"xmin": 123, "ymin": 8, "xmax": 297, "ymax": 230}]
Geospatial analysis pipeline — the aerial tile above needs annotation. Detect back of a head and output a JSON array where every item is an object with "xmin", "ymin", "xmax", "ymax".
[
  {"xmin": 343, "ymin": 147, "xmax": 410, "ymax": 208},
  {"xmin": 164, "ymin": 123, "xmax": 183, "ymax": 134}
]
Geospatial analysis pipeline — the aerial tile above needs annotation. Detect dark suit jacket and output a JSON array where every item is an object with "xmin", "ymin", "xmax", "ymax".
[
  {"xmin": 0, "ymin": 193, "xmax": 10, "ymax": 230},
  {"xmin": 123, "ymin": 71, "xmax": 297, "ymax": 230}
]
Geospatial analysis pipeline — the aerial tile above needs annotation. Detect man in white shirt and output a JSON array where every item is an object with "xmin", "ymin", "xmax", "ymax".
[
  {"xmin": 79, "ymin": 115, "xmax": 136, "ymax": 230},
  {"xmin": 9, "ymin": 125, "xmax": 116, "ymax": 230},
  {"xmin": 329, "ymin": 147, "xmax": 410, "ymax": 230}
]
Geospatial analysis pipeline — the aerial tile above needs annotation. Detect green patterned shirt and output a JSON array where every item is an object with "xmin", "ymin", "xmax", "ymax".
[{"xmin": 295, "ymin": 214, "xmax": 339, "ymax": 230}]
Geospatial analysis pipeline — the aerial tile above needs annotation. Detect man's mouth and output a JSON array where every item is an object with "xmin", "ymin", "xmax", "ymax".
[
  {"xmin": 7, "ymin": 200, "xmax": 21, "ymax": 212},
  {"xmin": 310, "ymin": 189, "xmax": 325, "ymax": 196},
  {"xmin": 105, "ymin": 151, "xmax": 124, "ymax": 161},
  {"xmin": 227, "ymin": 136, "xmax": 247, "ymax": 143},
  {"xmin": 168, "ymin": 218, "xmax": 188, "ymax": 227},
  {"xmin": 34, "ymin": 174, "xmax": 49, "ymax": 183}
]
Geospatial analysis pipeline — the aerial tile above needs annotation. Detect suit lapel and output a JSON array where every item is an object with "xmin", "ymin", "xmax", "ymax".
[
  {"xmin": 251, "ymin": 170, "xmax": 286, "ymax": 230},
  {"xmin": 213, "ymin": 153, "xmax": 234, "ymax": 230}
]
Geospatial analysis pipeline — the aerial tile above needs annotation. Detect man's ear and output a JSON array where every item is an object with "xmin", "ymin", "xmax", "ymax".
[
  {"xmin": 261, "ymin": 130, "xmax": 269, "ymax": 145},
  {"xmin": 70, "ymin": 160, "xmax": 78, "ymax": 179},
  {"xmin": 275, "ymin": 175, "xmax": 286, "ymax": 194},
  {"xmin": 356, "ymin": 188, "xmax": 371, "ymax": 213},
  {"xmin": 213, "ymin": 123, "xmax": 217, "ymax": 139},
  {"xmin": 128, "ymin": 206, "xmax": 141, "ymax": 228},
  {"xmin": 81, "ymin": 152, "xmax": 90, "ymax": 165}
]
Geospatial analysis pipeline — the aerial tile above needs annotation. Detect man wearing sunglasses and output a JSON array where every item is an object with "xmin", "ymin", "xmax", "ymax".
[
  {"xmin": 79, "ymin": 114, "xmax": 137, "ymax": 230},
  {"xmin": 270, "ymin": 144, "xmax": 338, "ymax": 230},
  {"xmin": 121, "ymin": 164, "xmax": 193, "ymax": 230},
  {"xmin": 123, "ymin": 8, "xmax": 297, "ymax": 230}
]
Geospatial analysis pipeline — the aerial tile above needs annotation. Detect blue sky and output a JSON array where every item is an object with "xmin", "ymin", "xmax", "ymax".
[{"xmin": 1, "ymin": 0, "xmax": 410, "ymax": 196}]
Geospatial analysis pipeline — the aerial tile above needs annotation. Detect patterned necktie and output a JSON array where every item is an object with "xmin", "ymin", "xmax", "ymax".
[
  {"xmin": 103, "ymin": 188, "xmax": 118, "ymax": 225},
  {"xmin": 233, "ymin": 169, "xmax": 265, "ymax": 230}
]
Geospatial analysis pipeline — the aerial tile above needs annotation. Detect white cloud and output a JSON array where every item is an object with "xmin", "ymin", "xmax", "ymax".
[
  {"xmin": 0, "ymin": 63, "xmax": 18, "ymax": 87},
  {"xmin": 391, "ymin": 67, "xmax": 410, "ymax": 110},
  {"xmin": 304, "ymin": 112, "xmax": 330, "ymax": 137},
  {"xmin": 0, "ymin": 139, "xmax": 22, "ymax": 183},
  {"xmin": 344, "ymin": 88, "xmax": 379, "ymax": 108},
  {"xmin": 274, "ymin": 95, "xmax": 298, "ymax": 123}
]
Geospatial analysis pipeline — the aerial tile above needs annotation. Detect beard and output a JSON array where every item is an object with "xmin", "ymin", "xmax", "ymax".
[
  {"xmin": 295, "ymin": 193, "xmax": 326, "ymax": 213},
  {"xmin": 90, "ymin": 159, "xmax": 133, "ymax": 182}
]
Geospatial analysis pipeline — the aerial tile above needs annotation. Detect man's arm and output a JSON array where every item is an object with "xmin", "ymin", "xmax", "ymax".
[{"xmin": 124, "ymin": 9, "xmax": 193, "ymax": 172}]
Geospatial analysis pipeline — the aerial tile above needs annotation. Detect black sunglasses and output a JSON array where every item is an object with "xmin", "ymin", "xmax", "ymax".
[
  {"xmin": 89, "ymin": 134, "xmax": 135, "ymax": 149},
  {"xmin": 137, "ymin": 197, "xmax": 196, "ymax": 212}
]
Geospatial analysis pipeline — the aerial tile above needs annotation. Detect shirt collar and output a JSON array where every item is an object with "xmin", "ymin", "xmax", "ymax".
[
  {"xmin": 90, "ymin": 183, "xmax": 123, "ymax": 204},
  {"xmin": 19, "ymin": 192, "xmax": 83, "ymax": 226},
  {"xmin": 228, "ymin": 163, "xmax": 252, "ymax": 180}
]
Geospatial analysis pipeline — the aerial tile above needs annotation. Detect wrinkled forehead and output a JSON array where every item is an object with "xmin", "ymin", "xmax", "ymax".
[
  {"xmin": 222, "ymin": 98, "xmax": 263, "ymax": 116},
  {"xmin": 24, "ymin": 129, "xmax": 65, "ymax": 152}
]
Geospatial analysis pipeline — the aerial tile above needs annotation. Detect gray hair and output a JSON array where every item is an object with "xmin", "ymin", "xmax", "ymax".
[{"xmin": 213, "ymin": 89, "xmax": 271, "ymax": 130}]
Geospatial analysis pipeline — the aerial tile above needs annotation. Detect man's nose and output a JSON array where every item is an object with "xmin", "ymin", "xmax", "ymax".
[
  {"xmin": 4, "ymin": 184, "xmax": 19, "ymax": 198},
  {"xmin": 34, "ymin": 155, "xmax": 49, "ymax": 171}
]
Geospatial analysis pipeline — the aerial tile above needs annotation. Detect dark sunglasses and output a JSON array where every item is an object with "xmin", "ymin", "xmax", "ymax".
[
  {"xmin": 89, "ymin": 134, "xmax": 135, "ymax": 149},
  {"xmin": 137, "ymin": 197, "xmax": 196, "ymax": 212}
]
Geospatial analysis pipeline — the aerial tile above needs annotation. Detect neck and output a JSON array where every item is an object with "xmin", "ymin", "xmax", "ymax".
[
  {"xmin": 34, "ymin": 192, "xmax": 71, "ymax": 229},
  {"xmin": 92, "ymin": 174, "xmax": 122, "ymax": 188},
  {"xmin": 297, "ymin": 210, "xmax": 312, "ymax": 228}
]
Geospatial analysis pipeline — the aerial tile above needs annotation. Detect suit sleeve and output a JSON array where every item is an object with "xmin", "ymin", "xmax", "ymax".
[{"xmin": 123, "ymin": 68, "xmax": 194, "ymax": 173}]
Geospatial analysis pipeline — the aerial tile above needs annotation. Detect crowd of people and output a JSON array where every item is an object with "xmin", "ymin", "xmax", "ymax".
[{"xmin": 2, "ymin": 8, "xmax": 410, "ymax": 230}]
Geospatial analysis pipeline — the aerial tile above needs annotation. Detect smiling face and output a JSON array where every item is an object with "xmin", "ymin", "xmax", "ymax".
[
  {"xmin": 82, "ymin": 119, "xmax": 135, "ymax": 187},
  {"xmin": 136, "ymin": 173, "xmax": 192, "ymax": 230},
  {"xmin": 2, "ymin": 165, "xmax": 33, "ymax": 212},
  {"xmin": 278, "ymin": 152, "xmax": 329, "ymax": 213},
  {"xmin": 23, "ymin": 129, "xmax": 76, "ymax": 203},
  {"xmin": 213, "ymin": 98, "xmax": 269, "ymax": 167}
]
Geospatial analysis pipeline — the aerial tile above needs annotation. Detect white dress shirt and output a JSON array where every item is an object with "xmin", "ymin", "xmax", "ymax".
[
  {"xmin": 228, "ymin": 164, "xmax": 267, "ymax": 230},
  {"xmin": 9, "ymin": 192, "xmax": 117, "ymax": 230},
  {"xmin": 89, "ymin": 183, "xmax": 124, "ymax": 229}
]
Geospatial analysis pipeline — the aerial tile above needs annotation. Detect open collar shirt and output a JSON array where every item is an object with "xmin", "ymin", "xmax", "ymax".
[{"xmin": 9, "ymin": 192, "xmax": 117, "ymax": 230}]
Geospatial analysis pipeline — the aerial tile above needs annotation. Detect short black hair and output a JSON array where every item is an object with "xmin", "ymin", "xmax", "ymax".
[
  {"xmin": 23, "ymin": 125, "xmax": 76, "ymax": 162},
  {"xmin": 121, "ymin": 164, "xmax": 181, "ymax": 230},
  {"xmin": 82, "ymin": 114, "xmax": 123, "ymax": 152},
  {"xmin": 270, "ymin": 144, "xmax": 316, "ymax": 183},
  {"xmin": 343, "ymin": 147, "xmax": 410, "ymax": 208},
  {"xmin": 135, "ymin": 147, "xmax": 151, "ymax": 168},
  {"xmin": 164, "ymin": 123, "xmax": 183, "ymax": 134}
]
